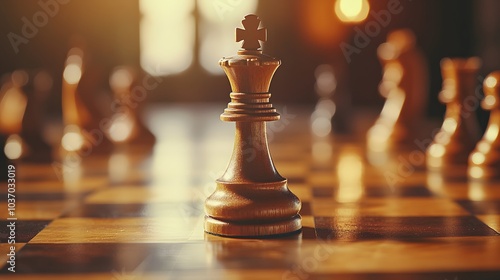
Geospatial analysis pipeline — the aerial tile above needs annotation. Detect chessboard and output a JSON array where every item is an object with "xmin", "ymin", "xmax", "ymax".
[{"xmin": 1, "ymin": 105, "xmax": 499, "ymax": 280}]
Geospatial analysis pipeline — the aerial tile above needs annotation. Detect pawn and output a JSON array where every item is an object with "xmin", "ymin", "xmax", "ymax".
[
  {"xmin": 427, "ymin": 58, "xmax": 482, "ymax": 177},
  {"xmin": 468, "ymin": 71, "xmax": 500, "ymax": 180}
]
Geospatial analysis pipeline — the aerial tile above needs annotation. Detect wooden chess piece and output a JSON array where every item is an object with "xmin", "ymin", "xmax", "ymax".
[
  {"xmin": 61, "ymin": 47, "xmax": 112, "ymax": 154},
  {"xmin": 61, "ymin": 47, "xmax": 89, "ymax": 153},
  {"xmin": 311, "ymin": 64, "xmax": 350, "ymax": 136},
  {"xmin": 468, "ymin": 71, "xmax": 500, "ymax": 180},
  {"xmin": 367, "ymin": 29, "xmax": 428, "ymax": 152},
  {"xmin": 204, "ymin": 14, "xmax": 301, "ymax": 237},
  {"xmin": 107, "ymin": 66, "xmax": 156, "ymax": 146},
  {"xmin": 427, "ymin": 57, "xmax": 482, "ymax": 177},
  {"xmin": 0, "ymin": 133, "xmax": 8, "ymax": 181},
  {"xmin": 21, "ymin": 70, "xmax": 53, "ymax": 162},
  {"xmin": 0, "ymin": 71, "xmax": 28, "ymax": 161}
]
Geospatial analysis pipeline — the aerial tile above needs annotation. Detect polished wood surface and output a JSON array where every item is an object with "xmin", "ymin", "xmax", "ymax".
[{"xmin": 0, "ymin": 105, "xmax": 499, "ymax": 279}]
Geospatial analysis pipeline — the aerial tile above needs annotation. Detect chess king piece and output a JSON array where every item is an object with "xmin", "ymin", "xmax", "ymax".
[
  {"xmin": 367, "ymin": 30, "xmax": 428, "ymax": 152},
  {"xmin": 204, "ymin": 14, "xmax": 302, "ymax": 237},
  {"xmin": 468, "ymin": 71, "xmax": 500, "ymax": 180},
  {"xmin": 427, "ymin": 58, "xmax": 482, "ymax": 177}
]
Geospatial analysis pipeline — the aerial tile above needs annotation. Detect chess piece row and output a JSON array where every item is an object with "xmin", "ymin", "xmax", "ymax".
[
  {"xmin": 364, "ymin": 29, "xmax": 499, "ymax": 181},
  {"xmin": 60, "ymin": 47, "xmax": 155, "ymax": 157},
  {"xmin": 427, "ymin": 60, "xmax": 500, "ymax": 181},
  {"xmin": 0, "ymin": 48, "xmax": 156, "ymax": 167}
]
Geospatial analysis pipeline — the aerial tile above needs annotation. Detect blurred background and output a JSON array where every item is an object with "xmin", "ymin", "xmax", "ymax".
[{"xmin": 0, "ymin": 0, "xmax": 499, "ymax": 121}]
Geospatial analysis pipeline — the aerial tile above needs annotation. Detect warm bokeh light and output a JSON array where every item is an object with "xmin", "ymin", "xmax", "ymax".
[
  {"xmin": 428, "ymin": 144, "xmax": 445, "ymax": 158},
  {"xmin": 485, "ymin": 75, "xmax": 498, "ymax": 88},
  {"xmin": 311, "ymin": 117, "xmax": 332, "ymax": 137},
  {"xmin": 470, "ymin": 152, "xmax": 486, "ymax": 165},
  {"xmin": 315, "ymin": 64, "xmax": 337, "ymax": 97},
  {"xmin": 4, "ymin": 134, "xmax": 23, "ymax": 160},
  {"xmin": 63, "ymin": 51, "xmax": 84, "ymax": 85},
  {"xmin": 110, "ymin": 67, "xmax": 134, "ymax": 92},
  {"xmin": 483, "ymin": 95, "xmax": 496, "ymax": 108},
  {"xmin": 442, "ymin": 118, "xmax": 458, "ymax": 134},
  {"xmin": 140, "ymin": 0, "xmax": 257, "ymax": 75},
  {"xmin": 468, "ymin": 166, "xmax": 484, "ymax": 179},
  {"xmin": 108, "ymin": 115, "xmax": 134, "ymax": 143},
  {"xmin": 61, "ymin": 125, "xmax": 84, "ymax": 152},
  {"xmin": 337, "ymin": 150, "xmax": 364, "ymax": 202},
  {"xmin": 140, "ymin": 0, "xmax": 195, "ymax": 75},
  {"xmin": 198, "ymin": 0, "xmax": 258, "ymax": 74},
  {"xmin": 63, "ymin": 64, "xmax": 82, "ymax": 85},
  {"xmin": 0, "ymin": 85, "xmax": 27, "ymax": 135},
  {"xmin": 485, "ymin": 124, "xmax": 499, "ymax": 142},
  {"xmin": 427, "ymin": 144, "xmax": 444, "ymax": 168},
  {"xmin": 468, "ymin": 183, "xmax": 486, "ymax": 201},
  {"xmin": 335, "ymin": 0, "xmax": 370, "ymax": 23}
]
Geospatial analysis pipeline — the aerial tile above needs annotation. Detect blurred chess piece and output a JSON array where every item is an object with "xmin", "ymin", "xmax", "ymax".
[
  {"xmin": 468, "ymin": 71, "xmax": 500, "ymax": 180},
  {"xmin": 311, "ymin": 64, "xmax": 350, "ymax": 136},
  {"xmin": 61, "ymin": 46, "xmax": 112, "ymax": 155},
  {"xmin": 21, "ymin": 70, "xmax": 54, "ymax": 162},
  {"xmin": 427, "ymin": 57, "xmax": 482, "ymax": 178},
  {"xmin": 0, "ymin": 71, "xmax": 29, "ymax": 161},
  {"xmin": 0, "ymin": 134, "xmax": 7, "ymax": 181},
  {"xmin": 367, "ymin": 30, "xmax": 428, "ymax": 152},
  {"xmin": 106, "ymin": 66, "xmax": 156, "ymax": 146}
]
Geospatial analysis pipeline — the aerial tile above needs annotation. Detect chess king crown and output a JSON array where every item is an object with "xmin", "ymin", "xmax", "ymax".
[{"xmin": 219, "ymin": 14, "xmax": 281, "ymax": 122}]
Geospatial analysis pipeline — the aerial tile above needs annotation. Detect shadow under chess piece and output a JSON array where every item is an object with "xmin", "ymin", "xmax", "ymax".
[
  {"xmin": 427, "ymin": 57, "xmax": 482, "ymax": 178},
  {"xmin": 469, "ymin": 71, "xmax": 500, "ymax": 181},
  {"xmin": 106, "ymin": 66, "xmax": 156, "ymax": 147},
  {"xmin": 204, "ymin": 14, "xmax": 301, "ymax": 237},
  {"xmin": 367, "ymin": 29, "xmax": 428, "ymax": 152}
]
